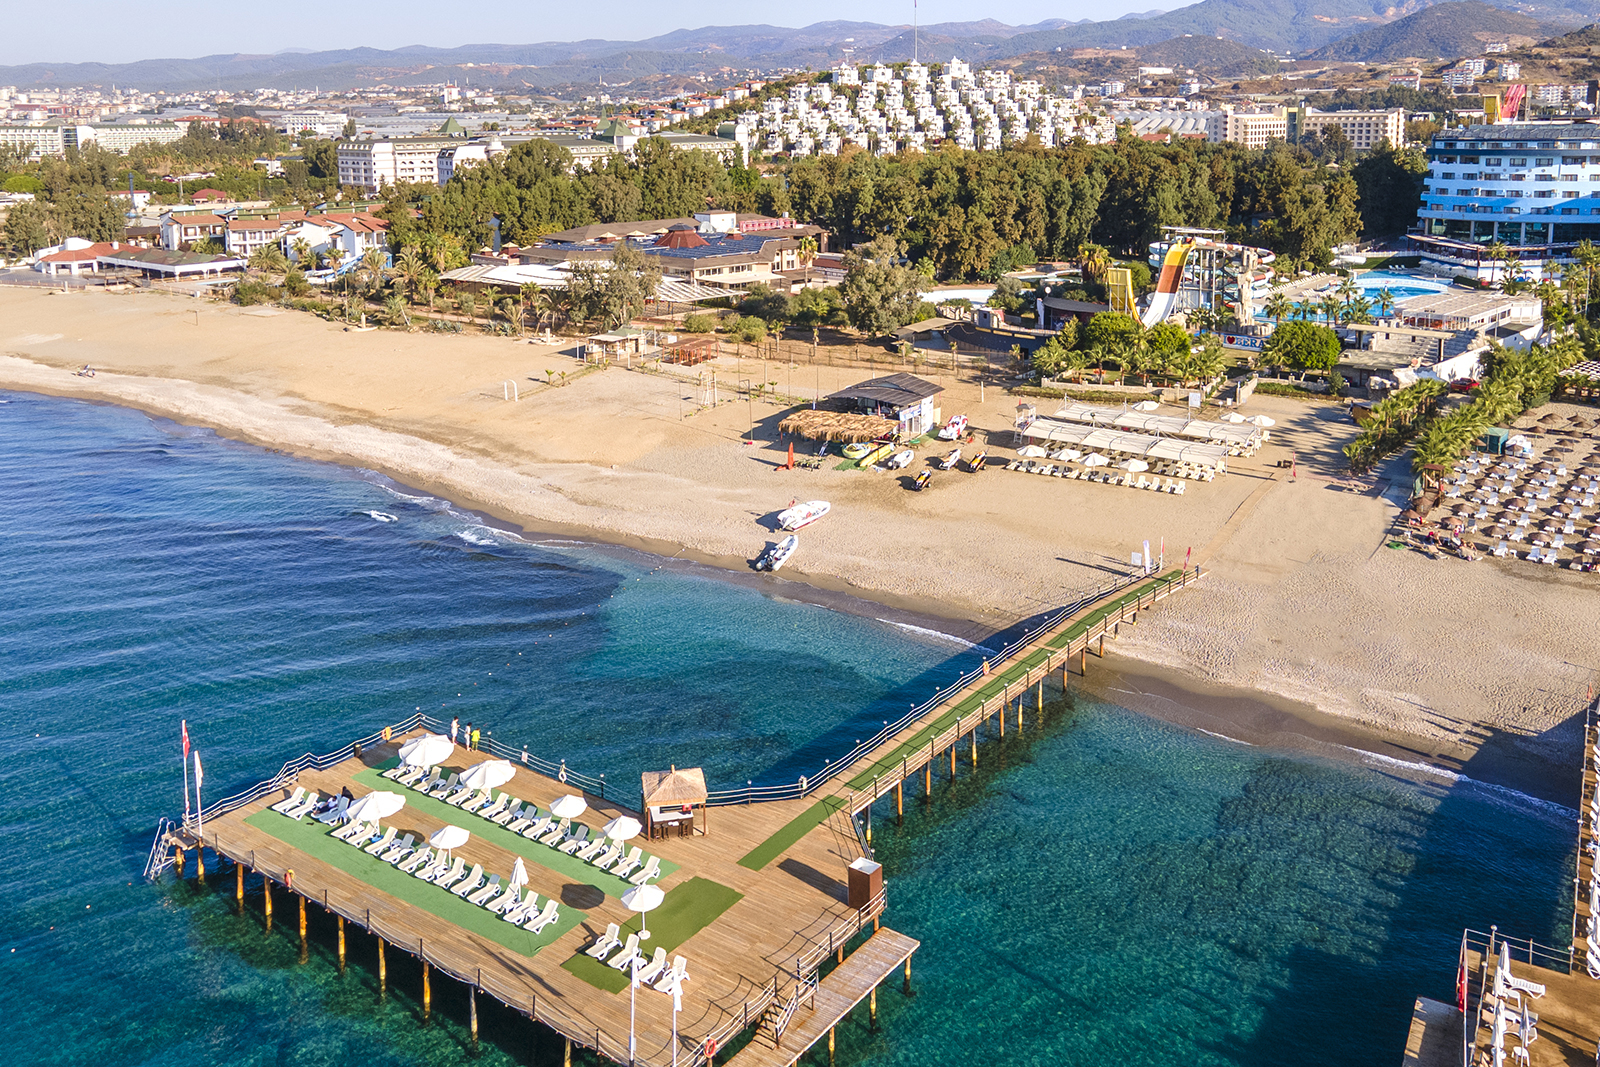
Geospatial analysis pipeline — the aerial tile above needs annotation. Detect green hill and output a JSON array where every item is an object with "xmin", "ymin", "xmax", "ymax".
[{"xmin": 1309, "ymin": 1, "xmax": 1565, "ymax": 60}]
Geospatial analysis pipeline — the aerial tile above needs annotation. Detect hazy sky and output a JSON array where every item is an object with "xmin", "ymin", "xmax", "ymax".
[{"xmin": 3, "ymin": 0, "xmax": 1178, "ymax": 65}]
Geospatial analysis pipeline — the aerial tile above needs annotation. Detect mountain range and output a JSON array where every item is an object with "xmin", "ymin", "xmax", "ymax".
[
  {"xmin": 1307, "ymin": 1, "xmax": 1564, "ymax": 60},
  {"xmin": 4, "ymin": 0, "xmax": 1598, "ymax": 91}
]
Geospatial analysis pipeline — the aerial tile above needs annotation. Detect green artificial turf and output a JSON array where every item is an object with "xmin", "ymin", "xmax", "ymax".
[
  {"xmin": 561, "ymin": 876, "xmax": 744, "ymax": 993},
  {"xmin": 350, "ymin": 767, "xmax": 677, "ymax": 897},
  {"xmin": 736, "ymin": 795, "xmax": 847, "ymax": 871},
  {"xmin": 243, "ymin": 809, "xmax": 585, "ymax": 956}
]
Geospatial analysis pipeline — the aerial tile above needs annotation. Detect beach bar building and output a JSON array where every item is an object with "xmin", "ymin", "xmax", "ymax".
[
  {"xmin": 641, "ymin": 766, "xmax": 708, "ymax": 839},
  {"xmin": 826, "ymin": 373, "xmax": 943, "ymax": 438}
]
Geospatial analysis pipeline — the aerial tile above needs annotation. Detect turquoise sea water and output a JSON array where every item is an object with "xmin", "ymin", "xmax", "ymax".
[{"xmin": 0, "ymin": 391, "xmax": 1576, "ymax": 1067}]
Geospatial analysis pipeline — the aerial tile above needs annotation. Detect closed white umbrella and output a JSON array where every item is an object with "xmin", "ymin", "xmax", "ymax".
[
  {"xmin": 622, "ymin": 883, "xmax": 666, "ymax": 941},
  {"xmin": 344, "ymin": 790, "xmax": 406, "ymax": 824},
  {"xmin": 461, "ymin": 759, "xmax": 516, "ymax": 791},
  {"xmin": 550, "ymin": 794, "xmax": 588, "ymax": 819},
  {"xmin": 508, "ymin": 856, "xmax": 528, "ymax": 894},
  {"xmin": 398, "ymin": 733, "xmax": 454, "ymax": 767},
  {"xmin": 604, "ymin": 815, "xmax": 643, "ymax": 842}
]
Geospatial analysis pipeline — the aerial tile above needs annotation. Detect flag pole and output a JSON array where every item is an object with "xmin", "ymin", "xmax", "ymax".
[
  {"xmin": 194, "ymin": 751, "xmax": 205, "ymax": 846},
  {"xmin": 181, "ymin": 720, "xmax": 192, "ymax": 823}
]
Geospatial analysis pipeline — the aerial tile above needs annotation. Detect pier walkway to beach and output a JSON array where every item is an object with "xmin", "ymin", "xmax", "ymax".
[{"xmin": 146, "ymin": 568, "xmax": 1203, "ymax": 1067}]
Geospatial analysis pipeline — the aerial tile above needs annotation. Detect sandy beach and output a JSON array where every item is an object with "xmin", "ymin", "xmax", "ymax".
[{"xmin": 4, "ymin": 285, "xmax": 1596, "ymax": 795}]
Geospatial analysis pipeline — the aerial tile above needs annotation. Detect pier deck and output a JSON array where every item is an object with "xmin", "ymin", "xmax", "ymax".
[
  {"xmin": 726, "ymin": 928, "xmax": 920, "ymax": 1067},
  {"xmin": 198, "ymin": 738, "xmax": 878, "ymax": 1067}
]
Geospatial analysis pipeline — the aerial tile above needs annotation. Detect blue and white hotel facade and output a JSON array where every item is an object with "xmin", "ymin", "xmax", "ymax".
[{"xmin": 1412, "ymin": 122, "xmax": 1600, "ymax": 280}]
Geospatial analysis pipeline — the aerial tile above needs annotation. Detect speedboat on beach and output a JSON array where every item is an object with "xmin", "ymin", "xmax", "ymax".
[
  {"xmin": 777, "ymin": 500, "xmax": 831, "ymax": 531},
  {"xmin": 912, "ymin": 470, "xmax": 932, "ymax": 491},
  {"xmin": 886, "ymin": 449, "xmax": 914, "ymax": 470},
  {"xmin": 755, "ymin": 534, "xmax": 798, "ymax": 572},
  {"xmin": 938, "ymin": 448, "xmax": 961, "ymax": 470},
  {"xmin": 938, "ymin": 415, "xmax": 968, "ymax": 441}
]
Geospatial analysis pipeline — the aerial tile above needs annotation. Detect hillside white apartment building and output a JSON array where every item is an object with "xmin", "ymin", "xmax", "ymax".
[{"xmin": 336, "ymin": 136, "xmax": 456, "ymax": 193}]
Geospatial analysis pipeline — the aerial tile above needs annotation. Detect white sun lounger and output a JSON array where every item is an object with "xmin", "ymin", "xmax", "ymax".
[
  {"xmin": 585, "ymin": 923, "xmax": 622, "ymax": 960},
  {"xmin": 462, "ymin": 790, "xmax": 496, "ymax": 814},
  {"xmin": 426, "ymin": 773, "xmax": 459, "ymax": 798},
  {"xmin": 449, "ymin": 864, "xmax": 486, "ymax": 897},
  {"xmin": 490, "ymin": 800, "xmax": 523, "ymax": 827},
  {"xmin": 446, "ymin": 786, "xmax": 482, "ymax": 809},
  {"xmin": 537, "ymin": 818, "xmax": 570, "ymax": 845},
  {"xmin": 331, "ymin": 818, "xmax": 371, "ymax": 842},
  {"xmin": 271, "ymin": 787, "xmax": 307, "ymax": 814},
  {"xmin": 395, "ymin": 763, "xmax": 430, "ymax": 787},
  {"xmin": 629, "ymin": 857, "xmax": 663, "ymax": 886},
  {"xmin": 467, "ymin": 875, "xmax": 502, "ymax": 905},
  {"xmin": 518, "ymin": 815, "xmax": 553, "ymax": 839},
  {"xmin": 608, "ymin": 934, "xmax": 644, "ymax": 971},
  {"xmin": 475, "ymin": 793, "xmax": 509, "ymax": 820},
  {"xmin": 314, "ymin": 796, "xmax": 350, "ymax": 825},
  {"xmin": 486, "ymin": 885, "xmax": 521, "ymax": 915},
  {"xmin": 410, "ymin": 768, "xmax": 441, "ymax": 793},
  {"xmin": 654, "ymin": 956, "xmax": 690, "ymax": 996},
  {"xmin": 576, "ymin": 835, "xmax": 611, "ymax": 862},
  {"xmin": 611, "ymin": 847, "xmax": 644, "ymax": 879},
  {"xmin": 283, "ymin": 792, "xmax": 320, "ymax": 820},
  {"xmin": 590, "ymin": 841, "xmax": 623, "ymax": 869},
  {"xmin": 428, "ymin": 856, "xmax": 466, "ymax": 886},
  {"xmin": 523, "ymin": 899, "xmax": 560, "ymax": 934},
  {"xmin": 381, "ymin": 761, "xmax": 409, "ymax": 782},
  {"xmin": 635, "ymin": 948, "xmax": 670, "ymax": 985},
  {"xmin": 502, "ymin": 894, "xmax": 539, "ymax": 924},
  {"xmin": 398, "ymin": 847, "xmax": 433, "ymax": 874},
  {"xmin": 378, "ymin": 833, "xmax": 415, "ymax": 862},
  {"xmin": 363, "ymin": 827, "xmax": 398, "ymax": 855},
  {"xmin": 346, "ymin": 823, "xmax": 384, "ymax": 849},
  {"xmin": 557, "ymin": 825, "xmax": 591, "ymax": 855}
]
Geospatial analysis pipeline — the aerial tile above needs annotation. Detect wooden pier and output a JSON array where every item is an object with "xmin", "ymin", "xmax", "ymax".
[{"xmin": 152, "ymin": 569, "xmax": 1203, "ymax": 1067}]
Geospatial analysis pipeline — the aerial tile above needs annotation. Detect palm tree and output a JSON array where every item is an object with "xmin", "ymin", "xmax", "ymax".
[
  {"xmin": 290, "ymin": 236, "xmax": 312, "ymax": 266},
  {"xmin": 1336, "ymin": 273, "xmax": 1358, "ymax": 304},
  {"xmin": 1344, "ymin": 296, "xmax": 1374, "ymax": 325},
  {"xmin": 1484, "ymin": 240, "xmax": 1510, "ymax": 286},
  {"xmin": 324, "ymin": 247, "xmax": 345, "ymax": 275},
  {"xmin": 797, "ymin": 236, "xmax": 818, "ymax": 271},
  {"xmin": 1376, "ymin": 288, "xmax": 1396, "ymax": 320},
  {"xmin": 393, "ymin": 247, "xmax": 426, "ymax": 303},
  {"xmin": 1319, "ymin": 295, "xmax": 1343, "ymax": 326},
  {"xmin": 1077, "ymin": 242, "xmax": 1111, "ymax": 282},
  {"xmin": 1263, "ymin": 291, "xmax": 1293, "ymax": 323}
]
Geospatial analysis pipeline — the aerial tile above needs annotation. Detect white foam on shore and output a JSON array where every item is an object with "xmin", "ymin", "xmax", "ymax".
[
  {"xmin": 1335, "ymin": 744, "xmax": 1577, "ymax": 819},
  {"xmin": 878, "ymin": 618, "xmax": 992, "ymax": 651},
  {"xmin": 365, "ymin": 510, "xmax": 397, "ymax": 523},
  {"xmin": 1196, "ymin": 727, "xmax": 1255, "ymax": 746},
  {"xmin": 455, "ymin": 528, "xmax": 499, "ymax": 547}
]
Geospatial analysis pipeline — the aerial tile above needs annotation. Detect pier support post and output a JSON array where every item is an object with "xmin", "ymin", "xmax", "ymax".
[
  {"xmin": 377, "ymin": 937, "xmax": 386, "ymax": 993},
  {"xmin": 828, "ymin": 1026, "xmax": 836, "ymax": 1065},
  {"xmin": 337, "ymin": 916, "xmax": 346, "ymax": 973},
  {"xmin": 196, "ymin": 845, "xmax": 205, "ymax": 882},
  {"xmin": 236, "ymin": 862, "xmax": 244, "ymax": 908},
  {"xmin": 997, "ymin": 705, "xmax": 1004, "ymax": 738},
  {"xmin": 299, "ymin": 895, "xmax": 308, "ymax": 959},
  {"xmin": 263, "ymin": 876, "xmax": 273, "ymax": 931},
  {"xmin": 894, "ymin": 781, "xmax": 903, "ymax": 824},
  {"xmin": 869, "ymin": 986, "xmax": 878, "ymax": 1030},
  {"xmin": 864, "ymin": 803, "xmax": 872, "ymax": 848},
  {"xmin": 1099, "ymin": 634, "xmax": 1105, "ymax": 657},
  {"xmin": 469, "ymin": 985, "xmax": 478, "ymax": 1043},
  {"xmin": 1079, "ymin": 647, "xmax": 1087, "ymax": 676},
  {"xmin": 949, "ymin": 744, "xmax": 955, "ymax": 780},
  {"xmin": 563, "ymin": 1037, "xmax": 572, "ymax": 1067},
  {"xmin": 174, "ymin": 847, "xmax": 185, "ymax": 877},
  {"xmin": 1037, "ymin": 680, "xmax": 1043, "ymax": 713},
  {"xmin": 1017, "ymin": 694, "xmax": 1023, "ymax": 732},
  {"xmin": 904, "ymin": 957, "xmax": 912, "ymax": 995},
  {"xmin": 422, "ymin": 963, "xmax": 431, "ymax": 1021},
  {"xmin": 969, "ymin": 730, "xmax": 977, "ymax": 767},
  {"xmin": 923, "ymin": 763, "xmax": 931, "ymax": 797}
]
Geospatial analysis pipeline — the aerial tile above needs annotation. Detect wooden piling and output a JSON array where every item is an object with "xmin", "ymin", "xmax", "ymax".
[
  {"xmin": 864, "ymin": 802, "xmax": 872, "ymax": 847},
  {"xmin": 196, "ymin": 845, "xmax": 205, "ymax": 881},
  {"xmin": 904, "ymin": 957, "xmax": 912, "ymax": 995},
  {"xmin": 174, "ymin": 847, "xmax": 185, "ymax": 877},
  {"xmin": 1080, "ymin": 646, "xmax": 1087, "ymax": 676},
  {"xmin": 422, "ymin": 962, "xmax": 431, "ymax": 1020},
  {"xmin": 923, "ymin": 762, "xmax": 931, "ymax": 796},
  {"xmin": 1036, "ymin": 680, "xmax": 1043, "ymax": 712},
  {"xmin": 969, "ymin": 729, "xmax": 977, "ymax": 767},
  {"xmin": 997, "ymin": 705, "xmax": 1004, "ymax": 738},
  {"xmin": 236, "ymin": 861, "xmax": 244, "ymax": 906},
  {"xmin": 262, "ymin": 875, "xmax": 272, "ymax": 929},
  {"xmin": 828, "ymin": 1026, "xmax": 836, "ymax": 1065},
  {"xmin": 869, "ymin": 985, "xmax": 878, "ymax": 1029},
  {"xmin": 298, "ymin": 894, "xmax": 308, "ymax": 948},
  {"xmin": 894, "ymin": 780, "xmax": 903, "ymax": 823},
  {"xmin": 337, "ymin": 915, "xmax": 346, "ymax": 972},
  {"xmin": 469, "ymin": 985, "xmax": 478, "ymax": 1042},
  {"xmin": 949, "ymin": 744, "xmax": 955, "ymax": 779},
  {"xmin": 1016, "ymin": 694, "xmax": 1023, "ymax": 732},
  {"xmin": 563, "ymin": 1037, "xmax": 572, "ymax": 1067},
  {"xmin": 377, "ymin": 936, "xmax": 386, "ymax": 993}
]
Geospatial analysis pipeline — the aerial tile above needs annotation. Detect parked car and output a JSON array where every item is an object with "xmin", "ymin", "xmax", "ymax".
[{"xmin": 1449, "ymin": 379, "xmax": 1480, "ymax": 394}]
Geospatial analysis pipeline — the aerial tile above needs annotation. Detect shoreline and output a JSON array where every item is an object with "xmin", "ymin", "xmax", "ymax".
[{"xmin": 5, "ymin": 382, "xmax": 1576, "ymax": 809}]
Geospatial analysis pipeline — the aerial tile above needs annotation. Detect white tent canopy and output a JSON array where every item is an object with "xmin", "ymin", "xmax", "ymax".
[
  {"xmin": 1020, "ymin": 419, "xmax": 1231, "ymax": 471},
  {"xmin": 1052, "ymin": 403, "xmax": 1263, "ymax": 452}
]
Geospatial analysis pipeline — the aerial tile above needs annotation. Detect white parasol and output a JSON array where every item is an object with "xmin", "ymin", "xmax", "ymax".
[
  {"xmin": 461, "ymin": 759, "xmax": 516, "ymax": 791},
  {"xmin": 429, "ymin": 824, "xmax": 470, "ymax": 856},
  {"xmin": 622, "ymin": 883, "xmax": 666, "ymax": 941},
  {"xmin": 1081, "ymin": 453, "xmax": 1109, "ymax": 467},
  {"xmin": 1246, "ymin": 415, "xmax": 1275, "ymax": 427},
  {"xmin": 1224, "ymin": 412, "xmax": 1246, "ymax": 423},
  {"xmin": 508, "ymin": 856, "xmax": 529, "ymax": 894},
  {"xmin": 344, "ymin": 790, "xmax": 406, "ymax": 824},
  {"xmin": 604, "ymin": 815, "xmax": 643, "ymax": 842},
  {"xmin": 1133, "ymin": 400, "xmax": 1161, "ymax": 411},
  {"xmin": 550, "ymin": 794, "xmax": 588, "ymax": 819},
  {"xmin": 398, "ymin": 732, "xmax": 454, "ymax": 767},
  {"xmin": 1017, "ymin": 445, "xmax": 1048, "ymax": 458},
  {"xmin": 1052, "ymin": 448, "xmax": 1083, "ymax": 462},
  {"xmin": 1118, "ymin": 458, "xmax": 1149, "ymax": 473}
]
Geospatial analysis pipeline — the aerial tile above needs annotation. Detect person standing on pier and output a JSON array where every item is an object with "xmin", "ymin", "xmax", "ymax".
[
  {"xmin": 470, "ymin": 725, "xmax": 481, "ymax": 751},
  {"xmin": 450, "ymin": 717, "xmax": 459, "ymax": 743}
]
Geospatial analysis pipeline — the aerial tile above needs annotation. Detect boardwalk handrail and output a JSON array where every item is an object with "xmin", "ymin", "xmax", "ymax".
[
  {"xmin": 705, "ymin": 567, "xmax": 1198, "ymax": 806},
  {"xmin": 1459, "ymin": 925, "xmax": 1576, "ymax": 1067},
  {"xmin": 772, "ymin": 971, "xmax": 818, "ymax": 1047}
]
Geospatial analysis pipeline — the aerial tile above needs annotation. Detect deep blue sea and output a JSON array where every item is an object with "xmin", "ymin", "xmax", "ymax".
[{"xmin": 0, "ymin": 391, "xmax": 1577, "ymax": 1067}]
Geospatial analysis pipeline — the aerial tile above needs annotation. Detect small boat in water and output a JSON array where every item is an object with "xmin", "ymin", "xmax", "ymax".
[
  {"xmin": 912, "ymin": 470, "xmax": 932, "ymax": 491},
  {"xmin": 886, "ymin": 449, "xmax": 914, "ymax": 470},
  {"xmin": 938, "ymin": 448, "xmax": 961, "ymax": 470},
  {"xmin": 755, "ymin": 534, "xmax": 798, "ymax": 572},
  {"xmin": 938, "ymin": 415, "xmax": 968, "ymax": 441},
  {"xmin": 777, "ymin": 500, "xmax": 831, "ymax": 530}
]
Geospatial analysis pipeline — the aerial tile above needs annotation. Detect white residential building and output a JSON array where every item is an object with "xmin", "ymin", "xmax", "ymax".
[
  {"xmin": 336, "ymin": 136, "xmax": 456, "ymax": 192},
  {"xmin": 1301, "ymin": 108, "xmax": 1406, "ymax": 151}
]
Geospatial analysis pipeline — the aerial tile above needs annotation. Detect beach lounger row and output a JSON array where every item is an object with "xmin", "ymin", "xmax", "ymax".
[{"xmin": 582, "ymin": 923, "xmax": 690, "ymax": 994}]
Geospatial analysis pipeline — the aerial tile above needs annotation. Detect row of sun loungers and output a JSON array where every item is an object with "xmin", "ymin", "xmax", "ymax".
[
  {"xmin": 582, "ymin": 922, "xmax": 690, "ymax": 996},
  {"xmin": 1004, "ymin": 461, "xmax": 1190, "ymax": 493},
  {"xmin": 1584, "ymin": 744, "xmax": 1600, "ymax": 980},
  {"xmin": 394, "ymin": 765, "xmax": 665, "ymax": 885}
]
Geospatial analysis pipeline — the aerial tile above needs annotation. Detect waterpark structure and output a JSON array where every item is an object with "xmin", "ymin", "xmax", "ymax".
[{"xmin": 1110, "ymin": 226, "xmax": 1277, "ymax": 327}]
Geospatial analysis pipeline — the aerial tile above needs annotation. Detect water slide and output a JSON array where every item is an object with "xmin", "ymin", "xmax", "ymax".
[{"xmin": 1140, "ymin": 240, "xmax": 1192, "ymax": 327}]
